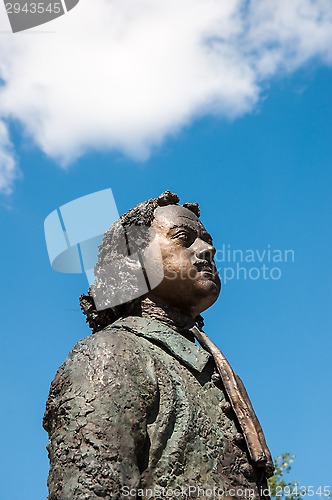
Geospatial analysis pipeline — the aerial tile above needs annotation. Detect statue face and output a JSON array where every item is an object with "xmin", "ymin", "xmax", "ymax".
[{"xmin": 148, "ymin": 205, "xmax": 221, "ymax": 317}]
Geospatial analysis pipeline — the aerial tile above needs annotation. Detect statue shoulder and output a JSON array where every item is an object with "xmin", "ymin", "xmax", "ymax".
[
  {"xmin": 43, "ymin": 317, "xmax": 158, "ymax": 435},
  {"xmin": 52, "ymin": 317, "xmax": 155, "ymax": 383},
  {"xmin": 45, "ymin": 318, "xmax": 157, "ymax": 408}
]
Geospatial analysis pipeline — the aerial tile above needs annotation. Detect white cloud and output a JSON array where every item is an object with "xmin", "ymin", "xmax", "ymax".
[{"xmin": 0, "ymin": 0, "xmax": 331, "ymax": 193}]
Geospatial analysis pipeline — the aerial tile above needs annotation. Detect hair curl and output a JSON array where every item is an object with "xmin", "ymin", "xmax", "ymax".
[{"xmin": 80, "ymin": 191, "xmax": 201, "ymax": 333}]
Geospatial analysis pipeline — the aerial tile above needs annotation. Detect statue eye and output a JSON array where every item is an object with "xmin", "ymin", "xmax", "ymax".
[{"xmin": 176, "ymin": 231, "xmax": 195, "ymax": 246}]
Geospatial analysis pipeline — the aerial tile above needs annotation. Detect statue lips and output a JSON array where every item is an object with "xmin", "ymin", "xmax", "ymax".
[{"xmin": 194, "ymin": 259, "xmax": 219, "ymax": 284}]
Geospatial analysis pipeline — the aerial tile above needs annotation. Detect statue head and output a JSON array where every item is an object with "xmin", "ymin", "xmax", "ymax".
[{"xmin": 80, "ymin": 191, "xmax": 220, "ymax": 332}]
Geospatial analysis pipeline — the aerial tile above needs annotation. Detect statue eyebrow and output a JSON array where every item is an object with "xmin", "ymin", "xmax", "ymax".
[
  {"xmin": 168, "ymin": 223, "xmax": 197, "ymax": 233},
  {"xmin": 200, "ymin": 230, "xmax": 213, "ymax": 242},
  {"xmin": 168, "ymin": 224, "xmax": 213, "ymax": 242}
]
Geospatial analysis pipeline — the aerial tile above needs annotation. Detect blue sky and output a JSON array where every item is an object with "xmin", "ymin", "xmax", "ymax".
[{"xmin": 1, "ymin": 2, "xmax": 332, "ymax": 499}]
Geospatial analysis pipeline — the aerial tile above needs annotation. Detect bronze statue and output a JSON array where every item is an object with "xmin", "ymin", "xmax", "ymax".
[{"xmin": 44, "ymin": 191, "xmax": 274, "ymax": 499}]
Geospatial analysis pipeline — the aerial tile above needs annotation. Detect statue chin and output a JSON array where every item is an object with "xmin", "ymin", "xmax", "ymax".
[
  {"xmin": 194, "ymin": 288, "xmax": 220, "ymax": 316},
  {"xmin": 147, "ymin": 267, "xmax": 221, "ymax": 318}
]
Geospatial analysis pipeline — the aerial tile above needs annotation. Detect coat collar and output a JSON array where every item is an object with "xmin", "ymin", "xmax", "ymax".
[{"xmin": 111, "ymin": 316, "xmax": 211, "ymax": 373}]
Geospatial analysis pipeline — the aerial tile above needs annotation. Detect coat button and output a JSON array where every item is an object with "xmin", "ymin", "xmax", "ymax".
[
  {"xmin": 211, "ymin": 372, "xmax": 221, "ymax": 384},
  {"xmin": 220, "ymin": 401, "xmax": 232, "ymax": 416}
]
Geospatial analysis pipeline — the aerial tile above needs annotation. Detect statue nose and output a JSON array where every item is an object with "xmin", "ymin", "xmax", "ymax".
[{"xmin": 195, "ymin": 239, "xmax": 216, "ymax": 261}]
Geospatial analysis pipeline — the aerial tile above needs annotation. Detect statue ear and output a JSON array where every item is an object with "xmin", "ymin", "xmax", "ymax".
[{"xmin": 91, "ymin": 224, "xmax": 164, "ymax": 312}]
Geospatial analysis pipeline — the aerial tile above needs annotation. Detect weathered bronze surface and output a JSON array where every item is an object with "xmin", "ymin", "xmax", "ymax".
[{"xmin": 44, "ymin": 191, "xmax": 273, "ymax": 499}]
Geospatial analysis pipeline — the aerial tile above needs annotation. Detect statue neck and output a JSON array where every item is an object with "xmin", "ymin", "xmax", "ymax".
[{"xmin": 140, "ymin": 296, "xmax": 197, "ymax": 340}]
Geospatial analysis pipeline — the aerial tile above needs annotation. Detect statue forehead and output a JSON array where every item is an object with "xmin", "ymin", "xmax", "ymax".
[{"xmin": 152, "ymin": 205, "xmax": 202, "ymax": 230}]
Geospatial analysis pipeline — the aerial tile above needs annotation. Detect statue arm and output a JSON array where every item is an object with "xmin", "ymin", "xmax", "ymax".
[{"xmin": 43, "ymin": 332, "xmax": 156, "ymax": 499}]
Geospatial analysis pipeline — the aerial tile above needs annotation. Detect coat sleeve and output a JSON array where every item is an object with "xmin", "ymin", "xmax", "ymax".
[{"xmin": 43, "ymin": 330, "xmax": 158, "ymax": 500}]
